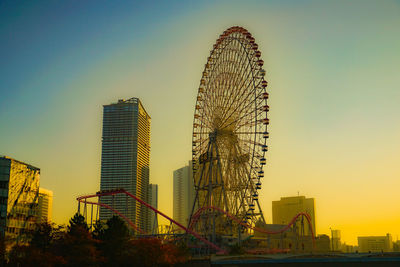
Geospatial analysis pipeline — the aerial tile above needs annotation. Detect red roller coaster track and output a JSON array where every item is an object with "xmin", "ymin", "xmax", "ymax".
[
  {"xmin": 189, "ymin": 206, "xmax": 315, "ymax": 239},
  {"xmin": 77, "ymin": 189, "xmax": 315, "ymax": 254},
  {"xmin": 77, "ymin": 189, "xmax": 226, "ymax": 253}
]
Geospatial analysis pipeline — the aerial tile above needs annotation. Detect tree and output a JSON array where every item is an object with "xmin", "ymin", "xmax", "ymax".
[
  {"xmin": 99, "ymin": 216, "xmax": 130, "ymax": 266},
  {"xmin": 127, "ymin": 238, "xmax": 188, "ymax": 267},
  {"xmin": 8, "ymin": 223, "xmax": 66, "ymax": 267},
  {"xmin": 30, "ymin": 222, "xmax": 53, "ymax": 252},
  {"xmin": 61, "ymin": 213, "xmax": 100, "ymax": 267},
  {"xmin": 92, "ymin": 220, "xmax": 105, "ymax": 240},
  {"xmin": 67, "ymin": 213, "xmax": 89, "ymax": 234}
]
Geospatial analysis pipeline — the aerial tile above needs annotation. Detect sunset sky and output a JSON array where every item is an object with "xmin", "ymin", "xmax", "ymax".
[{"xmin": 1, "ymin": 0, "xmax": 400, "ymax": 245}]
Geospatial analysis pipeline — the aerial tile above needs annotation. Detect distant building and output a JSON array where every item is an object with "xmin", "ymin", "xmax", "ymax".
[
  {"xmin": 173, "ymin": 161, "xmax": 195, "ymax": 230},
  {"xmin": 315, "ymin": 234, "xmax": 331, "ymax": 252},
  {"xmin": 147, "ymin": 184, "xmax": 158, "ymax": 234},
  {"xmin": 393, "ymin": 240, "xmax": 400, "ymax": 252},
  {"xmin": 331, "ymin": 229, "xmax": 341, "ymax": 251},
  {"xmin": 99, "ymin": 98, "xmax": 151, "ymax": 233},
  {"xmin": 358, "ymin": 234, "xmax": 393, "ymax": 252},
  {"xmin": 272, "ymin": 196, "xmax": 316, "ymax": 236},
  {"xmin": 38, "ymin": 188, "xmax": 53, "ymax": 223},
  {"xmin": 341, "ymin": 243, "xmax": 356, "ymax": 253},
  {"xmin": 0, "ymin": 156, "xmax": 40, "ymax": 243},
  {"xmin": 254, "ymin": 221, "xmax": 313, "ymax": 252}
]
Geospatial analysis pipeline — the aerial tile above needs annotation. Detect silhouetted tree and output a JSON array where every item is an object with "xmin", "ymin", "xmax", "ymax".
[
  {"xmin": 61, "ymin": 213, "xmax": 100, "ymax": 267},
  {"xmin": 128, "ymin": 238, "xmax": 188, "ymax": 267},
  {"xmin": 92, "ymin": 220, "xmax": 105, "ymax": 240},
  {"xmin": 8, "ymin": 223, "xmax": 66, "ymax": 267},
  {"xmin": 67, "ymin": 213, "xmax": 89, "ymax": 234},
  {"xmin": 30, "ymin": 222, "xmax": 52, "ymax": 252},
  {"xmin": 0, "ymin": 235, "xmax": 5, "ymax": 266},
  {"xmin": 100, "ymin": 216, "xmax": 130, "ymax": 266}
]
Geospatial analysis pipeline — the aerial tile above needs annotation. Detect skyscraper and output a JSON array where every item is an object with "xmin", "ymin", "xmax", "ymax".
[
  {"xmin": 331, "ymin": 229, "xmax": 341, "ymax": 251},
  {"xmin": 0, "ymin": 156, "xmax": 40, "ymax": 243},
  {"xmin": 38, "ymin": 188, "xmax": 53, "ymax": 223},
  {"xmin": 148, "ymin": 184, "xmax": 158, "ymax": 234},
  {"xmin": 272, "ymin": 196, "xmax": 316, "ymax": 236},
  {"xmin": 173, "ymin": 161, "xmax": 195, "ymax": 230},
  {"xmin": 100, "ymin": 98, "xmax": 151, "ymax": 233}
]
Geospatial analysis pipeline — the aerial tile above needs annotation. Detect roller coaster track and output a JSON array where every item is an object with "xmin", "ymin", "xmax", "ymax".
[
  {"xmin": 77, "ymin": 189, "xmax": 227, "ymax": 253},
  {"xmin": 189, "ymin": 206, "xmax": 315, "ymax": 244},
  {"xmin": 77, "ymin": 189, "xmax": 315, "ymax": 254}
]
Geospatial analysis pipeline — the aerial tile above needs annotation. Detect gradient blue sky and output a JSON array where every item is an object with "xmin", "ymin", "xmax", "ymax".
[{"xmin": 1, "ymin": 0, "xmax": 400, "ymax": 245}]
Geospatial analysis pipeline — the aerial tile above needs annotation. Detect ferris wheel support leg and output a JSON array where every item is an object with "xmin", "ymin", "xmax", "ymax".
[
  {"xmin": 215, "ymin": 142, "xmax": 229, "ymax": 213},
  {"xmin": 188, "ymin": 141, "xmax": 211, "ymax": 230},
  {"xmin": 255, "ymin": 198, "xmax": 266, "ymax": 223},
  {"xmin": 238, "ymin": 225, "xmax": 241, "ymax": 246},
  {"xmin": 207, "ymin": 140, "xmax": 216, "ymax": 245}
]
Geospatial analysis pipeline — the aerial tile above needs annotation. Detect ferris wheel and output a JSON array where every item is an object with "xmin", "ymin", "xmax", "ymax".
[{"xmin": 190, "ymin": 26, "xmax": 269, "ymax": 238}]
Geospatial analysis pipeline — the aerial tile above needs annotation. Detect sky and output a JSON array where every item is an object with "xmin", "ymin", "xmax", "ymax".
[{"xmin": 1, "ymin": 0, "xmax": 400, "ymax": 245}]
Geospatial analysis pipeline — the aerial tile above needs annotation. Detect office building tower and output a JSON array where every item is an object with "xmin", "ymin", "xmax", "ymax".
[
  {"xmin": 331, "ymin": 229, "xmax": 341, "ymax": 251},
  {"xmin": 38, "ymin": 188, "xmax": 53, "ymax": 223},
  {"xmin": 100, "ymin": 98, "xmax": 151, "ymax": 233},
  {"xmin": 358, "ymin": 234, "xmax": 393, "ymax": 252},
  {"xmin": 173, "ymin": 161, "xmax": 195, "ymax": 230},
  {"xmin": 0, "ymin": 156, "xmax": 40, "ymax": 242},
  {"xmin": 148, "ymin": 184, "xmax": 158, "ymax": 234},
  {"xmin": 272, "ymin": 196, "xmax": 316, "ymax": 236}
]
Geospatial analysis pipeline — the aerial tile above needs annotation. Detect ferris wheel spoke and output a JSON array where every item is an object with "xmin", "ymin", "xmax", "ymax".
[
  {"xmin": 218, "ymin": 56, "xmax": 257, "ymax": 124},
  {"xmin": 215, "ymin": 40, "xmax": 256, "ymax": 122},
  {"xmin": 218, "ymin": 76, "xmax": 263, "ymax": 130},
  {"xmin": 221, "ymin": 90, "xmax": 267, "ymax": 131}
]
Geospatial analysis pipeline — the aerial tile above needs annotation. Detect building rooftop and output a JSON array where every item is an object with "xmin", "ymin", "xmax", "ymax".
[
  {"xmin": 0, "ymin": 156, "xmax": 40, "ymax": 171},
  {"xmin": 103, "ymin": 97, "xmax": 151, "ymax": 119},
  {"xmin": 39, "ymin": 188, "xmax": 53, "ymax": 196}
]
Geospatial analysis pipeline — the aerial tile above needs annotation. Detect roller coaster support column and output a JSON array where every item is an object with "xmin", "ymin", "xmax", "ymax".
[
  {"xmin": 237, "ymin": 225, "xmax": 241, "ymax": 246},
  {"xmin": 121, "ymin": 190, "xmax": 226, "ymax": 254}
]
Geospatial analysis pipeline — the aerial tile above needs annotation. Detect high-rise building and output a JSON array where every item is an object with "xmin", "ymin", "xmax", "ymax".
[
  {"xmin": 0, "ymin": 156, "xmax": 40, "ymax": 242},
  {"xmin": 331, "ymin": 229, "xmax": 341, "ymax": 251},
  {"xmin": 99, "ymin": 98, "xmax": 151, "ymax": 233},
  {"xmin": 358, "ymin": 234, "xmax": 393, "ymax": 252},
  {"xmin": 148, "ymin": 184, "xmax": 158, "ymax": 234},
  {"xmin": 38, "ymin": 188, "xmax": 53, "ymax": 223},
  {"xmin": 272, "ymin": 196, "xmax": 316, "ymax": 236},
  {"xmin": 173, "ymin": 161, "xmax": 195, "ymax": 229}
]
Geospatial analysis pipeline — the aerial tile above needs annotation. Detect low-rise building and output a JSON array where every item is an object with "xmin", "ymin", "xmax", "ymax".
[
  {"xmin": 358, "ymin": 234, "xmax": 393, "ymax": 252},
  {"xmin": 0, "ymin": 156, "xmax": 40, "ymax": 244},
  {"xmin": 254, "ymin": 221, "xmax": 313, "ymax": 253},
  {"xmin": 272, "ymin": 196, "xmax": 316, "ymax": 237},
  {"xmin": 315, "ymin": 234, "xmax": 330, "ymax": 252}
]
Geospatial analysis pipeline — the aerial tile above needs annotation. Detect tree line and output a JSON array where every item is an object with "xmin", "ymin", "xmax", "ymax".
[{"xmin": 0, "ymin": 213, "xmax": 189, "ymax": 267}]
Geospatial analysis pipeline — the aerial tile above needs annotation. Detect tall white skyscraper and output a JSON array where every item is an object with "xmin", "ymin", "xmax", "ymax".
[
  {"xmin": 148, "ymin": 184, "xmax": 158, "ymax": 234},
  {"xmin": 173, "ymin": 161, "xmax": 195, "ymax": 229},
  {"xmin": 100, "ymin": 98, "xmax": 151, "ymax": 233}
]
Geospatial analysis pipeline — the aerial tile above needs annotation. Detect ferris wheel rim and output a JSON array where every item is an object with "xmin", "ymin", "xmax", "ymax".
[{"xmin": 191, "ymin": 26, "xmax": 269, "ymax": 222}]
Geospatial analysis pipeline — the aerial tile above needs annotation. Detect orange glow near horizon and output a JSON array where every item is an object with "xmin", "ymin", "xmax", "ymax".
[{"xmin": 1, "ymin": 1, "xmax": 400, "ymax": 248}]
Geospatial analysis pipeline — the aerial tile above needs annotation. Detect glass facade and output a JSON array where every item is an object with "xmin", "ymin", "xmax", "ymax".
[
  {"xmin": 0, "ymin": 156, "xmax": 40, "ymax": 243},
  {"xmin": 100, "ymin": 98, "xmax": 151, "ymax": 233}
]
